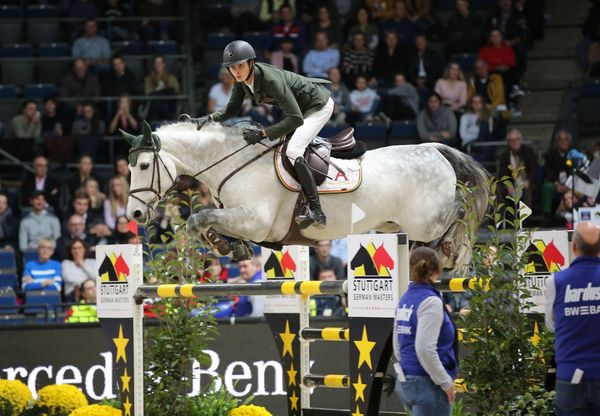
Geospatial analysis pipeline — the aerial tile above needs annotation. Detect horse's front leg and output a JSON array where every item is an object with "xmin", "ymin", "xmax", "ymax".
[{"xmin": 186, "ymin": 207, "xmax": 264, "ymax": 259}]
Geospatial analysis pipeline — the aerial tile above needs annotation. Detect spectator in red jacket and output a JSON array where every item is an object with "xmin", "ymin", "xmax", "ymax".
[{"xmin": 479, "ymin": 29, "xmax": 523, "ymax": 102}]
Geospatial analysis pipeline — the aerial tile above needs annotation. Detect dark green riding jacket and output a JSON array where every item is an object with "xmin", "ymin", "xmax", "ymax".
[{"xmin": 211, "ymin": 62, "xmax": 331, "ymax": 139}]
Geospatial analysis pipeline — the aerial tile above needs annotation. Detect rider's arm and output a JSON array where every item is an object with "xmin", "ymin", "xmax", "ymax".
[
  {"xmin": 211, "ymin": 82, "xmax": 245, "ymax": 122},
  {"xmin": 263, "ymin": 77, "xmax": 304, "ymax": 139}
]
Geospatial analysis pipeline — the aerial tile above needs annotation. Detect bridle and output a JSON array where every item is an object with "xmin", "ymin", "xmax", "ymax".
[{"xmin": 128, "ymin": 145, "xmax": 176, "ymax": 216}]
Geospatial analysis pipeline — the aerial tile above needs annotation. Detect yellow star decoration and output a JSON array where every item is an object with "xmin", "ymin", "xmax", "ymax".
[
  {"xmin": 353, "ymin": 326, "xmax": 376, "ymax": 369},
  {"xmin": 287, "ymin": 363, "xmax": 298, "ymax": 386},
  {"xmin": 123, "ymin": 396, "xmax": 132, "ymax": 416},
  {"xmin": 353, "ymin": 374, "xmax": 367, "ymax": 402},
  {"xmin": 351, "ymin": 404, "xmax": 364, "ymax": 416},
  {"xmin": 289, "ymin": 389, "xmax": 299, "ymax": 411},
  {"xmin": 121, "ymin": 368, "xmax": 131, "ymax": 393},
  {"xmin": 113, "ymin": 325, "xmax": 130, "ymax": 364},
  {"xmin": 279, "ymin": 320, "xmax": 296, "ymax": 358}
]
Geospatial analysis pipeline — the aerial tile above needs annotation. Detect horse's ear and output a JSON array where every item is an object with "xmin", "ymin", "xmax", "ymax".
[
  {"xmin": 151, "ymin": 133, "xmax": 162, "ymax": 151},
  {"xmin": 141, "ymin": 120, "xmax": 153, "ymax": 146},
  {"xmin": 119, "ymin": 129, "xmax": 137, "ymax": 145}
]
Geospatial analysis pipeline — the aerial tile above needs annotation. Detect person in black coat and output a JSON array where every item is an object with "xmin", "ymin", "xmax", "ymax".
[
  {"xmin": 542, "ymin": 129, "xmax": 573, "ymax": 221},
  {"xmin": 406, "ymin": 34, "xmax": 444, "ymax": 92},
  {"xmin": 374, "ymin": 30, "xmax": 407, "ymax": 86},
  {"xmin": 0, "ymin": 191, "xmax": 17, "ymax": 250},
  {"xmin": 20, "ymin": 155, "xmax": 62, "ymax": 216},
  {"xmin": 99, "ymin": 55, "xmax": 137, "ymax": 96},
  {"xmin": 498, "ymin": 128, "xmax": 538, "ymax": 209}
]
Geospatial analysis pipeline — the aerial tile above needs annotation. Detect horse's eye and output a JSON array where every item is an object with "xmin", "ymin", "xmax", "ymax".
[{"xmin": 140, "ymin": 163, "xmax": 150, "ymax": 170}]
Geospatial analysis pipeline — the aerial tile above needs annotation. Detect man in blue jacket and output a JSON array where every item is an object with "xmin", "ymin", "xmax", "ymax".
[{"xmin": 544, "ymin": 221, "xmax": 600, "ymax": 415}]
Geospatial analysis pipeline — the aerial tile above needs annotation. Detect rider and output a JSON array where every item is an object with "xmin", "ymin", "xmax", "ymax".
[{"xmin": 192, "ymin": 40, "xmax": 333, "ymax": 229}]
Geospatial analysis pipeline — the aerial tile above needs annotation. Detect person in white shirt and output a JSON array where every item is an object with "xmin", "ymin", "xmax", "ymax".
[
  {"xmin": 349, "ymin": 75, "xmax": 380, "ymax": 123},
  {"xmin": 61, "ymin": 238, "xmax": 97, "ymax": 302},
  {"xmin": 208, "ymin": 68, "xmax": 235, "ymax": 113}
]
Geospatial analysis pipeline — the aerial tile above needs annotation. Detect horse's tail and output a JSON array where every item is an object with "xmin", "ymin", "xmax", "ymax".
[{"xmin": 431, "ymin": 143, "xmax": 490, "ymax": 272}]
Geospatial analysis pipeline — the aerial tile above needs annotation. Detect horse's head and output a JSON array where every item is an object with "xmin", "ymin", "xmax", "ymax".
[{"xmin": 121, "ymin": 121, "xmax": 176, "ymax": 223}]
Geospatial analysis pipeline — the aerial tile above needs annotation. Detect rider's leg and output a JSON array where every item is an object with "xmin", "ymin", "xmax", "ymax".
[{"xmin": 286, "ymin": 97, "xmax": 334, "ymax": 229}]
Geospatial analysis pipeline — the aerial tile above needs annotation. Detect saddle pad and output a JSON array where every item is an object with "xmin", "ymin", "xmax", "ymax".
[{"xmin": 274, "ymin": 146, "xmax": 362, "ymax": 194}]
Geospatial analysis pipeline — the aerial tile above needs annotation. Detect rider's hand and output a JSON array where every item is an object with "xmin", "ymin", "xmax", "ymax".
[{"xmin": 243, "ymin": 129, "xmax": 264, "ymax": 145}]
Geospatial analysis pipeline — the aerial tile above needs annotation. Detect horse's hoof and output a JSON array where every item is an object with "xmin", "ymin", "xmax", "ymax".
[{"xmin": 232, "ymin": 240, "xmax": 253, "ymax": 261}]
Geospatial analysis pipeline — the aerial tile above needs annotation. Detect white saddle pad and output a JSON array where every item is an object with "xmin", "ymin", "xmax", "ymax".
[{"xmin": 275, "ymin": 152, "xmax": 362, "ymax": 194}]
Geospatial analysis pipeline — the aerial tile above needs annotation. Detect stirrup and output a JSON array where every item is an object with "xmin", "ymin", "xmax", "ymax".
[{"xmin": 295, "ymin": 208, "xmax": 327, "ymax": 230}]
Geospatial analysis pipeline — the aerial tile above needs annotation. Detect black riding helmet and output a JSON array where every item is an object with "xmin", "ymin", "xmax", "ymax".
[{"xmin": 222, "ymin": 40, "xmax": 256, "ymax": 68}]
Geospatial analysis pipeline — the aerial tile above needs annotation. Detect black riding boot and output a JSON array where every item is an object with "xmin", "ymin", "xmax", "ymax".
[{"xmin": 293, "ymin": 157, "xmax": 327, "ymax": 229}]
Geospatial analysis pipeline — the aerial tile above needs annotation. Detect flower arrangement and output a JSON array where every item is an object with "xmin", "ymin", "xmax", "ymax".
[
  {"xmin": 31, "ymin": 384, "xmax": 88, "ymax": 415},
  {"xmin": 0, "ymin": 379, "xmax": 32, "ymax": 415},
  {"xmin": 229, "ymin": 404, "xmax": 273, "ymax": 416},
  {"xmin": 68, "ymin": 404, "xmax": 122, "ymax": 416}
]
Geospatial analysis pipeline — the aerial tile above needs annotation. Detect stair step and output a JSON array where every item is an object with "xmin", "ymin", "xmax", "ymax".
[
  {"xmin": 536, "ymin": 27, "xmax": 582, "ymax": 50},
  {"xmin": 529, "ymin": 48, "xmax": 577, "ymax": 60}
]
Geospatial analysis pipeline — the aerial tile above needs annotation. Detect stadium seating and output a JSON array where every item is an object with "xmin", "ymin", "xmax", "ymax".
[
  {"xmin": 0, "ymin": 273, "xmax": 18, "ymax": 292},
  {"xmin": 354, "ymin": 122, "xmax": 387, "ymax": 149},
  {"xmin": 0, "ymin": 289, "xmax": 18, "ymax": 315},
  {"xmin": 1, "ymin": 44, "xmax": 34, "ymax": 86},
  {"xmin": 0, "ymin": 5, "xmax": 22, "ymax": 44},
  {"xmin": 0, "ymin": 249, "xmax": 17, "ymax": 273},
  {"xmin": 25, "ymin": 83, "xmax": 58, "ymax": 98},
  {"xmin": 27, "ymin": 5, "xmax": 60, "ymax": 44},
  {"xmin": 25, "ymin": 290, "xmax": 61, "ymax": 315},
  {"xmin": 388, "ymin": 121, "xmax": 419, "ymax": 146},
  {"xmin": 38, "ymin": 43, "xmax": 71, "ymax": 84}
]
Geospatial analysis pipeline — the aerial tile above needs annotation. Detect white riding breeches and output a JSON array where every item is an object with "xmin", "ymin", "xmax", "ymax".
[{"xmin": 286, "ymin": 97, "xmax": 334, "ymax": 163}]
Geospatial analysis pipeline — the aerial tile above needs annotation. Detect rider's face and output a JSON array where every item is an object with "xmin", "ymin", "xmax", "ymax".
[{"xmin": 228, "ymin": 61, "xmax": 251, "ymax": 82}]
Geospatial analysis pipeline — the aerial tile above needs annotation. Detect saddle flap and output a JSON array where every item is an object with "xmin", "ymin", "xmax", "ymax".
[
  {"xmin": 281, "ymin": 140, "xmax": 330, "ymax": 185},
  {"xmin": 321, "ymin": 127, "xmax": 356, "ymax": 152}
]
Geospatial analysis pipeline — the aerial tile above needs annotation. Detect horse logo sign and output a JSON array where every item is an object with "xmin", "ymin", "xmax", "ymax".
[
  {"xmin": 348, "ymin": 235, "xmax": 399, "ymax": 318},
  {"xmin": 263, "ymin": 250, "xmax": 297, "ymax": 279},
  {"xmin": 96, "ymin": 244, "xmax": 143, "ymax": 319}
]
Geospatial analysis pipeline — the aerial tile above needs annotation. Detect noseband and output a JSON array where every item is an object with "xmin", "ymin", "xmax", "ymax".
[{"xmin": 128, "ymin": 145, "xmax": 176, "ymax": 215}]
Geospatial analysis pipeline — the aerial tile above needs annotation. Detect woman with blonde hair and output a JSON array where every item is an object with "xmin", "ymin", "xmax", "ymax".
[
  {"xmin": 459, "ymin": 94, "xmax": 492, "ymax": 147},
  {"xmin": 394, "ymin": 247, "xmax": 458, "ymax": 415},
  {"xmin": 103, "ymin": 175, "xmax": 129, "ymax": 229},
  {"xmin": 434, "ymin": 62, "xmax": 468, "ymax": 111}
]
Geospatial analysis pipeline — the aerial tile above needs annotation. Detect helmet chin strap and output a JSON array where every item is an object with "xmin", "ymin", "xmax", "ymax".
[{"xmin": 245, "ymin": 59, "xmax": 255, "ymax": 82}]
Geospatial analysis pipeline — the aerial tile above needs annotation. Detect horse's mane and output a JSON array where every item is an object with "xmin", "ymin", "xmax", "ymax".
[{"xmin": 154, "ymin": 121, "xmax": 245, "ymax": 150}]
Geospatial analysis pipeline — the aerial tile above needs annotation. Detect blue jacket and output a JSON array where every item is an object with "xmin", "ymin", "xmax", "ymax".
[
  {"xmin": 396, "ymin": 283, "xmax": 457, "ymax": 379},
  {"xmin": 553, "ymin": 256, "xmax": 600, "ymax": 380}
]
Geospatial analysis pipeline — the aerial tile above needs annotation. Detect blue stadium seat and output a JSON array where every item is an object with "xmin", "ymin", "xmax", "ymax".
[
  {"xmin": 0, "ymin": 85, "xmax": 17, "ymax": 99},
  {"xmin": 319, "ymin": 124, "xmax": 349, "ymax": 139},
  {"xmin": 228, "ymin": 264, "xmax": 240, "ymax": 278},
  {"xmin": 27, "ymin": 5, "xmax": 59, "ymax": 44},
  {"xmin": 23, "ymin": 249, "xmax": 38, "ymax": 266},
  {"xmin": 0, "ymin": 249, "xmax": 17, "ymax": 272},
  {"xmin": 354, "ymin": 122, "xmax": 387, "ymax": 149},
  {"xmin": 113, "ymin": 41, "xmax": 145, "ymax": 55},
  {"xmin": 147, "ymin": 40, "xmax": 178, "ymax": 55},
  {"xmin": 0, "ymin": 289, "xmax": 18, "ymax": 315},
  {"xmin": 39, "ymin": 42, "xmax": 70, "ymax": 57},
  {"xmin": 0, "ymin": 273, "xmax": 17, "ymax": 291},
  {"xmin": 27, "ymin": 4, "xmax": 58, "ymax": 18},
  {"xmin": 206, "ymin": 33, "xmax": 236, "ymax": 50},
  {"xmin": 451, "ymin": 53, "xmax": 478, "ymax": 72},
  {"xmin": 206, "ymin": 64, "xmax": 221, "ymax": 80},
  {"xmin": 1, "ymin": 43, "xmax": 33, "ymax": 57},
  {"xmin": 436, "ymin": 0, "xmax": 456, "ymax": 11},
  {"xmin": 0, "ymin": 5, "xmax": 20, "ymax": 18},
  {"xmin": 1, "ymin": 44, "xmax": 34, "ymax": 85},
  {"xmin": 580, "ymin": 81, "xmax": 600, "ymax": 97},
  {"xmin": 388, "ymin": 121, "xmax": 419, "ymax": 146},
  {"xmin": 38, "ymin": 43, "xmax": 71, "ymax": 83},
  {"xmin": 0, "ymin": 6, "xmax": 22, "ymax": 44},
  {"xmin": 25, "ymin": 83, "xmax": 57, "ymax": 98},
  {"xmin": 25, "ymin": 290, "xmax": 61, "ymax": 315},
  {"xmin": 242, "ymin": 32, "xmax": 271, "ymax": 51},
  {"xmin": 471, "ymin": 0, "xmax": 497, "ymax": 10}
]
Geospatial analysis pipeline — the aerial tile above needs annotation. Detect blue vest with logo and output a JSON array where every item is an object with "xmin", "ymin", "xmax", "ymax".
[
  {"xmin": 396, "ymin": 283, "xmax": 457, "ymax": 379},
  {"xmin": 553, "ymin": 256, "xmax": 600, "ymax": 380}
]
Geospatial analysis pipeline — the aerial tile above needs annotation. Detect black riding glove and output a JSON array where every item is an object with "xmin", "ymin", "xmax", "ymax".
[{"xmin": 243, "ymin": 129, "xmax": 264, "ymax": 145}]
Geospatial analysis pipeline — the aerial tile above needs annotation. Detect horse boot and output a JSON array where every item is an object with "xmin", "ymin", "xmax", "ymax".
[
  {"xmin": 293, "ymin": 157, "xmax": 327, "ymax": 229},
  {"xmin": 203, "ymin": 227, "xmax": 232, "ymax": 257},
  {"xmin": 231, "ymin": 239, "xmax": 254, "ymax": 261}
]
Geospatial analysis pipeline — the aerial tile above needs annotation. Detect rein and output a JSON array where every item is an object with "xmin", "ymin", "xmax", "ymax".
[{"xmin": 129, "ymin": 137, "xmax": 283, "ymax": 211}]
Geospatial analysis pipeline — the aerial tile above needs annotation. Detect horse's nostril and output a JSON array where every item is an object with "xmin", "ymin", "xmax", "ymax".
[{"xmin": 133, "ymin": 210, "xmax": 143, "ymax": 218}]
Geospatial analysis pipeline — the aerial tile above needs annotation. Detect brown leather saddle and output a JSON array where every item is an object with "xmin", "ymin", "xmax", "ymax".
[{"xmin": 280, "ymin": 127, "xmax": 365, "ymax": 184}]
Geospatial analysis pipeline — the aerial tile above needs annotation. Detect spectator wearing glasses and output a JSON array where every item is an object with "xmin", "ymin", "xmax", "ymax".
[
  {"xmin": 54, "ymin": 214, "xmax": 93, "ymax": 261},
  {"xmin": 62, "ymin": 238, "xmax": 97, "ymax": 302}
]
